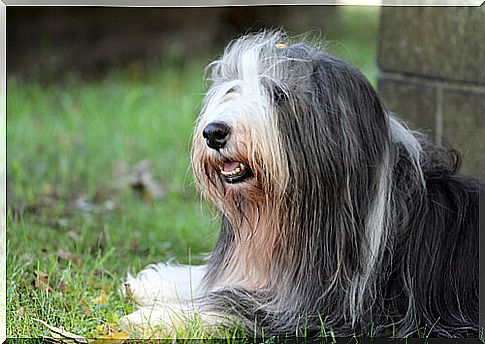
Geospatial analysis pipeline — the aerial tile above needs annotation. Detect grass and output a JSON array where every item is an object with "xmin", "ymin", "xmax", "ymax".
[
  {"xmin": 7, "ymin": 60, "xmax": 223, "ymax": 338},
  {"xmin": 6, "ymin": 7, "xmax": 380, "ymax": 339}
]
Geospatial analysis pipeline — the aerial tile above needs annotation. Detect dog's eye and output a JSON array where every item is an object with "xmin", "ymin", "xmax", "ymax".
[{"xmin": 225, "ymin": 86, "xmax": 240, "ymax": 95}]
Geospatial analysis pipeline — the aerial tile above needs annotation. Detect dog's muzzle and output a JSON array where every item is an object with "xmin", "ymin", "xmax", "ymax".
[{"xmin": 202, "ymin": 121, "xmax": 253, "ymax": 184}]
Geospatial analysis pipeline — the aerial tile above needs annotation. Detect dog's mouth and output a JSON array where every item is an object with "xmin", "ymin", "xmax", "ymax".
[{"xmin": 219, "ymin": 161, "xmax": 252, "ymax": 184}]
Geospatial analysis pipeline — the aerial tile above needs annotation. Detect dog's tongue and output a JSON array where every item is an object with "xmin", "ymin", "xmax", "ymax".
[{"xmin": 224, "ymin": 161, "xmax": 240, "ymax": 172}]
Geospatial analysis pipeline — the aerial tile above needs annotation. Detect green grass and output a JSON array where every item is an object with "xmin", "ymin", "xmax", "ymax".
[
  {"xmin": 7, "ymin": 61, "xmax": 222, "ymax": 338},
  {"xmin": 7, "ymin": 7, "xmax": 380, "ymax": 339}
]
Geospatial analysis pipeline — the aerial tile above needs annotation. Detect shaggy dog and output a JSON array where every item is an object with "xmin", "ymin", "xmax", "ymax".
[{"xmin": 121, "ymin": 31, "xmax": 480, "ymax": 338}]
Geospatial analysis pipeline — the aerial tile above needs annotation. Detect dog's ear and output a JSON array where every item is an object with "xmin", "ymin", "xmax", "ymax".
[{"xmin": 310, "ymin": 55, "xmax": 389, "ymax": 139}]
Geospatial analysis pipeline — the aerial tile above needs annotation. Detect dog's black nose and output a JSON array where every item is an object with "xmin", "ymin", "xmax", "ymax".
[{"xmin": 203, "ymin": 122, "xmax": 231, "ymax": 150}]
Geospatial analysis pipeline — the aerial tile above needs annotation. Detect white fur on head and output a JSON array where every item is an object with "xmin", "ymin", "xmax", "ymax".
[{"xmin": 192, "ymin": 32, "xmax": 292, "ymax": 205}]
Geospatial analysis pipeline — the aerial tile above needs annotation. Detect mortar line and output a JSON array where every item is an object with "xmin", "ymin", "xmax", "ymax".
[{"xmin": 435, "ymin": 84, "xmax": 443, "ymax": 146}]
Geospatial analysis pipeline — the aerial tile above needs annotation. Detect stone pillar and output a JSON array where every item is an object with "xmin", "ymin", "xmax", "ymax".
[{"xmin": 377, "ymin": 7, "xmax": 484, "ymax": 179}]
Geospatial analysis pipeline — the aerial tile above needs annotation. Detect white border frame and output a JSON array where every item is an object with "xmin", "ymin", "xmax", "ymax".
[{"xmin": 0, "ymin": 2, "xmax": 482, "ymax": 342}]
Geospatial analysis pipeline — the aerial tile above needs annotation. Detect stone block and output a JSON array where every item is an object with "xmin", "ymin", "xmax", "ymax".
[
  {"xmin": 442, "ymin": 87, "xmax": 484, "ymax": 179},
  {"xmin": 379, "ymin": 7, "xmax": 484, "ymax": 84},
  {"xmin": 378, "ymin": 76, "xmax": 437, "ymax": 140}
]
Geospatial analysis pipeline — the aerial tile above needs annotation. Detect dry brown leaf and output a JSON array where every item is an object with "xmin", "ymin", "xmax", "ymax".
[
  {"xmin": 33, "ymin": 270, "xmax": 52, "ymax": 292},
  {"xmin": 57, "ymin": 249, "xmax": 76, "ymax": 261},
  {"xmin": 123, "ymin": 282, "xmax": 133, "ymax": 299},
  {"xmin": 57, "ymin": 280, "xmax": 70, "ymax": 293},
  {"xmin": 57, "ymin": 248, "xmax": 82, "ymax": 265},
  {"xmin": 112, "ymin": 159, "xmax": 166, "ymax": 201},
  {"xmin": 34, "ymin": 318, "xmax": 89, "ymax": 343},
  {"xmin": 15, "ymin": 306, "xmax": 25, "ymax": 317}
]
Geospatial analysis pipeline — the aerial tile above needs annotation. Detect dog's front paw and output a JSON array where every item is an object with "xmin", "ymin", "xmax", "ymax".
[
  {"xmin": 119, "ymin": 305, "xmax": 182, "ymax": 338},
  {"xmin": 122, "ymin": 274, "xmax": 159, "ymax": 307},
  {"xmin": 122, "ymin": 263, "xmax": 206, "ymax": 307}
]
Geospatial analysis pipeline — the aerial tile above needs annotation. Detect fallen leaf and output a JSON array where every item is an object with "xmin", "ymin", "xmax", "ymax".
[
  {"xmin": 96, "ymin": 323, "xmax": 114, "ymax": 335},
  {"xmin": 15, "ymin": 306, "xmax": 25, "ymax": 317},
  {"xmin": 34, "ymin": 318, "xmax": 89, "ymax": 343},
  {"xmin": 57, "ymin": 280, "xmax": 69, "ymax": 293},
  {"xmin": 123, "ymin": 282, "xmax": 133, "ymax": 299},
  {"xmin": 57, "ymin": 248, "xmax": 82, "ymax": 265},
  {"xmin": 112, "ymin": 159, "xmax": 166, "ymax": 201},
  {"xmin": 93, "ymin": 323, "xmax": 130, "ymax": 343},
  {"xmin": 96, "ymin": 331, "xmax": 129, "ymax": 339},
  {"xmin": 93, "ymin": 289, "xmax": 107, "ymax": 305},
  {"xmin": 93, "ymin": 189, "xmax": 108, "ymax": 202},
  {"xmin": 33, "ymin": 270, "xmax": 52, "ymax": 292}
]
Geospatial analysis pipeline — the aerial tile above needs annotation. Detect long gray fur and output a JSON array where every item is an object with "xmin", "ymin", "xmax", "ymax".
[{"xmin": 193, "ymin": 31, "xmax": 480, "ymax": 338}]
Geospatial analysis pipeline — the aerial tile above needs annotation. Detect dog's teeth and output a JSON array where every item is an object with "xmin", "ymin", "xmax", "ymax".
[
  {"xmin": 219, "ymin": 161, "xmax": 249, "ymax": 178},
  {"xmin": 220, "ymin": 165, "xmax": 246, "ymax": 177}
]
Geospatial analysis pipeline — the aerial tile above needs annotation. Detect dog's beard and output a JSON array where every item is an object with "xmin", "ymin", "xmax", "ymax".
[{"xmin": 192, "ymin": 137, "xmax": 283, "ymax": 289}]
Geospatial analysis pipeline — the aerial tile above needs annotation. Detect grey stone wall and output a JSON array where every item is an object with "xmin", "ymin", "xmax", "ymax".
[{"xmin": 378, "ymin": 7, "xmax": 484, "ymax": 180}]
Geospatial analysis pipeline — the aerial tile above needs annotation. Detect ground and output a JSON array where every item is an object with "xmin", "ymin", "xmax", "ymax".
[{"xmin": 6, "ymin": 7, "xmax": 379, "ymax": 339}]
